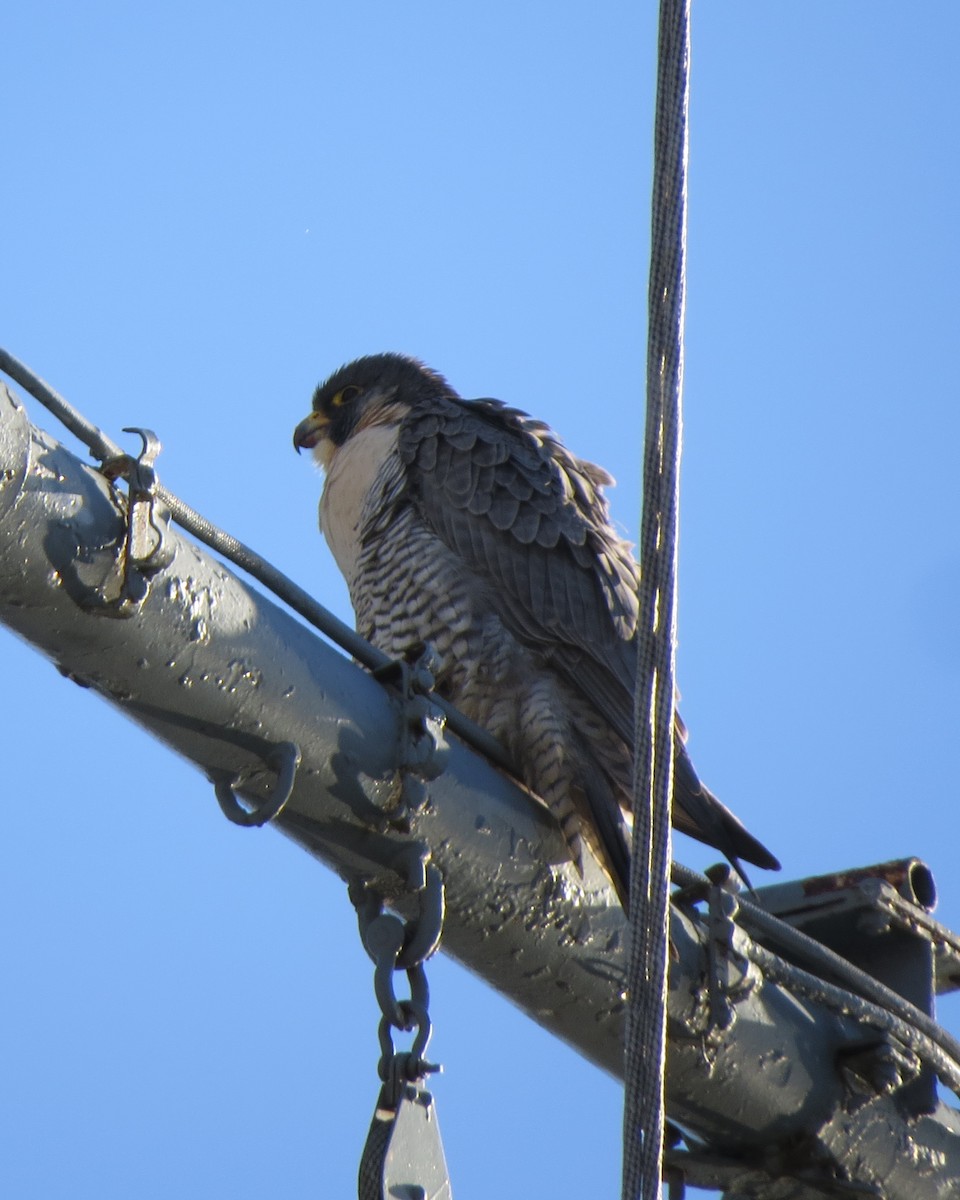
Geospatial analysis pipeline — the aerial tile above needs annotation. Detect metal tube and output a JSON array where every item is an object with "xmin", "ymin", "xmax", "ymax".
[
  {"xmin": 0, "ymin": 381, "xmax": 628, "ymax": 1075},
  {"xmin": 3, "ymin": 383, "xmax": 960, "ymax": 1197}
]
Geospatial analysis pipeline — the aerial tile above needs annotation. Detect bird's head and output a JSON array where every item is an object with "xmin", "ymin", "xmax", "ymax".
[{"xmin": 293, "ymin": 353, "xmax": 455, "ymax": 468}]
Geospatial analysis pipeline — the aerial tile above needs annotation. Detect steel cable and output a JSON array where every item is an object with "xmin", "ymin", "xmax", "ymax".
[{"xmin": 623, "ymin": 3, "xmax": 690, "ymax": 1199}]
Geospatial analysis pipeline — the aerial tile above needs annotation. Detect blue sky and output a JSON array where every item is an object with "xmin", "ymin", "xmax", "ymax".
[{"xmin": 3, "ymin": 4, "xmax": 959, "ymax": 1197}]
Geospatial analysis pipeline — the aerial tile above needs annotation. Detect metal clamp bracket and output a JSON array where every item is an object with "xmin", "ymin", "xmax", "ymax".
[
  {"xmin": 706, "ymin": 878, "xmax": 760, "ymax": 1031},
  {"xmin": 351, "ymin": 847, "xmax": 446, "ymax": 971},
  {"xmin": 99, "ymin": 427, "xmax": 174, "ymax": 615},
  {"xmin": 359, "ymin": 1077, "xmax": 453, "ymax": 1200},
  {"xmin": 372, "ymin": 643, "xmax": 449, "ymax": 827}
]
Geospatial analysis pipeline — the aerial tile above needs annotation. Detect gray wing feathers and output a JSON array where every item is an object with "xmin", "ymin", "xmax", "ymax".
[{"xmin": 399, "ymin": 396, "xmax": 638, "ymax": 730}]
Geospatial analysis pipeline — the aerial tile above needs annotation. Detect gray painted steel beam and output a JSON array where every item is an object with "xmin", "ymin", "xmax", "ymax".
[{"xmin": 2, "ymin": 381, "xmax": 959, "ymax": 1198}]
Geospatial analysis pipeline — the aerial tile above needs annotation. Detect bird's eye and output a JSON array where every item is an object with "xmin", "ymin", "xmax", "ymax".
[{"xmin": 332, "ymin": 385, "xmax": 362, "ymax": 407}]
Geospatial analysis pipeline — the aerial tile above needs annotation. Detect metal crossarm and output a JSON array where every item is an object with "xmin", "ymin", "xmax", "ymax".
[{"xmin": 3, "ymin": 368, "xmax": 960, "ymax": 1197}]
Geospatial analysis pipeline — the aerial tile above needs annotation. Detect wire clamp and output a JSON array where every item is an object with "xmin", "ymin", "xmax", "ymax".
[
  {"xmin": 706, "ymin": 878, "xmax": 760, "ymax": 1030},
  {"xmin": 373, "ymin": 643, "xmax": 448, "ymax": 826},
  {"xmin": 99, "ymin": 427, "xmax": 174, "ymax": 615},
  {"xmin": 838, "ymin": 1037, "xmax": 922, "ymax": 1098}
]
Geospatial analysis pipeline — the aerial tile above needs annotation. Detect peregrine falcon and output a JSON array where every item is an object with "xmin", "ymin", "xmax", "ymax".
[{"xmin": 294, "ymin": 353, "xmax": 778, "ymax": 903}]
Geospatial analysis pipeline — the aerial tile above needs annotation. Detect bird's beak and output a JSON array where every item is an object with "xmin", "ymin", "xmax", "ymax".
[{"xmin": 293, "ymin": 411, "xmax": 329, "ymax": 453}]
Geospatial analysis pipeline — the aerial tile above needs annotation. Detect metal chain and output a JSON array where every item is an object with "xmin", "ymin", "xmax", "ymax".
[
  {"xmin": 351, "ymin": 855, "xmax": 445, "ymax": 1100},
  {"xmin": 353, "ymin": 856, "xmax": 452, "ymax": 1200}
]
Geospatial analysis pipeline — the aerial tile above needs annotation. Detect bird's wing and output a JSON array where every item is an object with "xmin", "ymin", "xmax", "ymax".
[
  {"xmin": 398, "ymin": 395, "xmax": 639, "ymax": 742},
  {"xmin": 398, "ymin": 395, "xmax": 781, "ymax": 875}
]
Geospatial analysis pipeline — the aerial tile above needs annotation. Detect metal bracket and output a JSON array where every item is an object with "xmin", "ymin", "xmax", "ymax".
[
  {"xmin": 97, "ymin": 427, "xmax": 174, "ymax": 615},
  {"xmin": 662, "ymin": 1146, "xmax": 877, "ymax": 1199},
  {"xmin": 351, "ymin": 848, "xmax": 446, "ymax": 973},
  {"xmin": 837, "ymin": 1037, "xmax": 922, "ymax": 1099},
  {"xmin": 372, "ymin": 643, "xmax": 449, "ymax": 827},
  {"xmin": 706, "ymin": 879, "xmax": 760, "ymax": 1031},
  {"xmin": 212, "ymin": 740, "xmax": 302, "ymax": 827},
  {"xmin": 753, "ymin": 857, "xmax": 944, "ymax": 1114},
  {"xmin": 359, "ymin": 1078, "xmax": 453, "ymax": 1200}
]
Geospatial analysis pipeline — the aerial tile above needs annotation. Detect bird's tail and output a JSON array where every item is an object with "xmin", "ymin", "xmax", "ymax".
[
  {"xmin": 574, "ymin": 744, "xmax": 632, "ymax": 908},
  {"xmin": 571, "ymin": 735, "xmax": 779, "ymax": 910},
  {"xmin": 671, "ymin": 739, "xmax": 781, "ymax": 875}
]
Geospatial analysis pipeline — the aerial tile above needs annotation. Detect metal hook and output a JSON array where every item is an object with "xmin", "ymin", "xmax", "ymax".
[
  {"xmin": 95, "ymin": 426, "xmax": 174, "ymax": 615},
  {"xmin": 117, "ymin": 426, "xmax": 173, "ymax": 576},
  {"xmin": 214, "ymin": 740, "xmax": 301, "ymax": 827}
]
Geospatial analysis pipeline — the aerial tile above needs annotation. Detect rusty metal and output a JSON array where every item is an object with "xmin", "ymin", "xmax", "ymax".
[
  {"xmin": 759, "ymin": 857, "xmax": 937, "ymax": 913},
  {"xmin": 753, "ymin": 858, "xmax": 953, "ymax": 1116}
]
